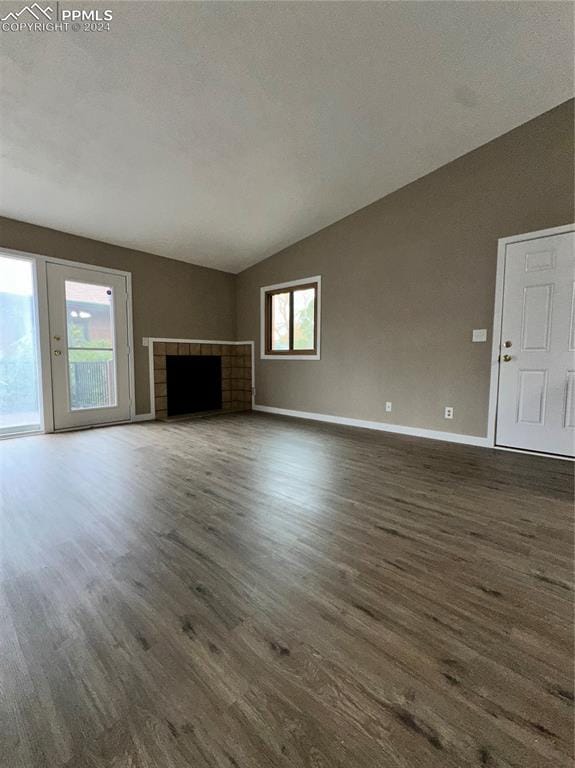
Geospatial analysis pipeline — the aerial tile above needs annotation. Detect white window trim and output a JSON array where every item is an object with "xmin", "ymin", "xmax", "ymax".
[{"xmin": 260, "ymin": 275, "xmax": 321, "ymax": 361}]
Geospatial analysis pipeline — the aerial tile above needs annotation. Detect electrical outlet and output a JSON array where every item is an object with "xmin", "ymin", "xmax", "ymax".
[
  {"xmin": 444, "ymin": 406, "xmax": 454, "ymax": 420},
  {"xmin": 385, "ymin": 401, "xmax": 392, "ymax": 412}
]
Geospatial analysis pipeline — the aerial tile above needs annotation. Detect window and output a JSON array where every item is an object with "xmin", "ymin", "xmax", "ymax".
[
  {"xmin": 261, "ymin": 277, "xmax": 321, "ymax": 359},
  {"xmin": 65, "ymin": 280, "xmax": 117, "ymax": 410},
  {"xmin": 0, "ymin": 254, "xmax": 43, "ymax": 435}
]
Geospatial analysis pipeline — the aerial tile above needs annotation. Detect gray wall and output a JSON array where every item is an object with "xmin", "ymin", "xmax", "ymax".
[
  {"xmin": 2, "ymin": 101, "xmax": 572, "ymax": 433},
  {"xmin": 0, "ymin": 218, "xmax": 236, "ymax": 415},
  {"xmin": 236, "ymin": 100, "xmax": 575, "ymax": 437}
]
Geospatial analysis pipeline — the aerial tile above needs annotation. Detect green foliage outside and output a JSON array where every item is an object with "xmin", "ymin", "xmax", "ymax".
[
  {"xmin": 294, "ymin": 297, "xmax": 314, "ymax": 349},
  {"xmin": 68, "ymin": 320, "xmax": 113, "ymax": 362}
]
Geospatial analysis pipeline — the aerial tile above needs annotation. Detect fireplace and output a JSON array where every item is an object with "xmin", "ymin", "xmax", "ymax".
[
  {"xmin": 166, "ymin": 355, "xmax": 222, "ymax": 416},
  {"xmin": 152, "ymin": 341, "xmax": 252, "ymax": 420}
]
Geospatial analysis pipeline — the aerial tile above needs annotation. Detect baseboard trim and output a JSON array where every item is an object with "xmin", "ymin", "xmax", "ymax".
[
  {"xmin": 253, "ymin": 405, "xmax": 490, "ymax": 448},
  {"xmin": 132, "ymin": 413, "xmax": 155, "ymax": 422}
]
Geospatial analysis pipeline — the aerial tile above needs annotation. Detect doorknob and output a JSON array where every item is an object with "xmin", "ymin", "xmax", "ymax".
[
  {"xmin": 502, "ymin": 354, "xmax": 512, "ymax": 362},
  {"xmin": 54, "ymin": 350, "xmax": 62, "ymax": 356}
]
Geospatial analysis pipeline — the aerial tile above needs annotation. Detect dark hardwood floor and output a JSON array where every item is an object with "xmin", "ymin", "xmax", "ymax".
[{"xmin": 1, "ymin": 413, "xmax": 573, "ymax": 768}]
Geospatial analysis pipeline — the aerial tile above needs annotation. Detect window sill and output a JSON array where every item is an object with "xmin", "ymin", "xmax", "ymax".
[{"xmin": 261, "ymin": 353, "xmax": 320, "ymax": 361}]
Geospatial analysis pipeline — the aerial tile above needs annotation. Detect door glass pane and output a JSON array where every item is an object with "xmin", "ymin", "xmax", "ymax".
[
  {"xmin": 271, "ymin": 292, "xmax": 290, "ymax": 350},
  {"xmin": 0, "ymin": 256, "xmax": 42, "ymax": 433},
  {"xmin": 65, "ymin": 281, "xmax": 117, "ymax": 410},
  {"xmin": 293, "ymin": 288, "xmax": 315, "ymax": 350},
  {"xmin": 66, "ymin": 281, "xmax": 114, "ymax": 348},
  {"xmin": 68, "ymin": 350, "xmax": 116, "ymax": 410}
]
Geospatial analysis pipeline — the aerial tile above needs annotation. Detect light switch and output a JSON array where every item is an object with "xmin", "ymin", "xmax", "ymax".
[
  {"xmin": 472, "ymin": 329, "xmax": 487, "ymax": 343},
  {"xmin": 142, "ymin": 337, "xmax": 149, "ymax": 347}
]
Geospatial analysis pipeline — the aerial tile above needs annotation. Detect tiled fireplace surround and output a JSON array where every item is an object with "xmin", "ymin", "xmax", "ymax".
[{"xmin": 151, "ymin": 340, "xmax": 253, "ymax": 419}]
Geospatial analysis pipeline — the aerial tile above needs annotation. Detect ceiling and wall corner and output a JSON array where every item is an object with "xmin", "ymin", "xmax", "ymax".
[
  {"xmin": 0, "ymin": 1, "xmax": 573, "ymax": 273},
  {"xmin": 235, "ymin": 100, "xmax": 575, "ymax": 437}
]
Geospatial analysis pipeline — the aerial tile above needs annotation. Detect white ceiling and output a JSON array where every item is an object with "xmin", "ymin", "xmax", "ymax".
[{"xmin": 1, "ymin": 2, "xmax": 573, "ymax": 273}]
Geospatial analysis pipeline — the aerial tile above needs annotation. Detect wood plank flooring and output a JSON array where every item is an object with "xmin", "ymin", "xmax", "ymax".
[{"xmin": 0, "ymin": 412, "xmax": 573, "ymax": 768}]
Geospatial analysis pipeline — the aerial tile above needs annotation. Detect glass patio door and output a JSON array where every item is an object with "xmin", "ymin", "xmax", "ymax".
[
  {"xmin": 0, "ymin": 254, "xmax": 42, "ymax": 436},
  {"xmin": 46, "ymin": 263, "xmax": 131, "ymax": 430}
]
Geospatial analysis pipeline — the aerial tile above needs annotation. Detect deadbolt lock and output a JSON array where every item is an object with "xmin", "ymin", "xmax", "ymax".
[{"xmin": 504, "ymin": 340, "xmax": 512, "ymax": 348}]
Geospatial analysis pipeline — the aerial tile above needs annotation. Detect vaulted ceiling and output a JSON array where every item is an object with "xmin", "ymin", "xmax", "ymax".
[{"xmin": 1, "ymin": 1, "xmax": 573, "ymax": 272}]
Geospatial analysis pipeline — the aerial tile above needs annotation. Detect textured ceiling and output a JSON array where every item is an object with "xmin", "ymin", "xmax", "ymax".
[{"xmin": 0, "ymin": 1, "xmax": 573, "ymax": 273}]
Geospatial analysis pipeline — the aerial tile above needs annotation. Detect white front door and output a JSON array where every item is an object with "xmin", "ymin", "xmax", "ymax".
[
  {"xmin": 47, "ymin": 263, "xmax": 132, "ymax": 430},
  {"xmin": 496, "ymin": 231, "xmax": 575, "ymax": 457}
]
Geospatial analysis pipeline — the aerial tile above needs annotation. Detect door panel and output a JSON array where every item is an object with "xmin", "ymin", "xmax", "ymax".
[
  {"xmin": 520, "ymin": 284, "xmax": 552, "ymax": 351},
  {"xmin": 564, "ymin": 371, "xmax": 575, "ymax": 429},
  {"xmin": 47, "ymin": 263, "xmax": 131, "ymax": 430},
  {"xmin": 569, "ymin": 283, "xmax": 575, "ymax": 350},
  {"xmin": 516, "ymin": 369, "xmax": 547, "ymax": 424},
  {"xmin": 496, "ymin": 232, "xmax": 575, "ymax": 456}
]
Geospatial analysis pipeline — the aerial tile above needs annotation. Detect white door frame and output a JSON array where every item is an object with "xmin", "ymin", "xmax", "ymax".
[
  {"xmin": 0, "ymin": 246, "xmax": 136, "ymax": 433},
  {"xmin": 487, "ymin": 223, "xmax": 575, "ymax": 452}
]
